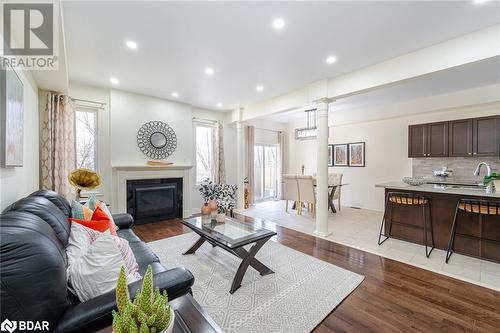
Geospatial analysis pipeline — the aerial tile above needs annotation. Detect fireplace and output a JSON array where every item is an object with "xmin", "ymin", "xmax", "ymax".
[{"xmin": 126, "ymin": 178, "xmax": 183, "ymax": 224}]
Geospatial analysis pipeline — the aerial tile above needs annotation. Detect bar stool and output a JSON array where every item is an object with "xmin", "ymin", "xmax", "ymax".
[
  {"xmin": 445, "ymin": 199, "xmax": 500, "ymax": 263},
  {"xmin": 378, "ymin": 191, "xmax": 435, "ymax": 257}
]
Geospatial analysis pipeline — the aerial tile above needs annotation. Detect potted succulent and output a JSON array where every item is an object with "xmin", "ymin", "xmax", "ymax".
[
  {"xmin": 198, "ymin": 178, "xmax": 217, "ymax": 216},
  {"xmin": 112, "ymin": 265, "xmax": 174, "ymax": 333},
  {"xmin": 483, "ymin": 173, "xmax": 500, "ymax": 192}
]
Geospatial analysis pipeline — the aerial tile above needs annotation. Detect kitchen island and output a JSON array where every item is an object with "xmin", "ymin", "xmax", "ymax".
[{"xmin": 376, "ymin": 182, "xmax": 500, "ymax": 262}]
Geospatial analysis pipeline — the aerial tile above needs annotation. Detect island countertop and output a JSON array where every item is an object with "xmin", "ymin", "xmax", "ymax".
[{"xmin": 375, "ymin": 182, "xmax": 500, "ymax": 199}]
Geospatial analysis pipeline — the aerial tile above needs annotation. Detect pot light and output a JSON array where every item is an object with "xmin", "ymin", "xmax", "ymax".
[
  {"xmin": 125, "ymin": 40, "xmax": 137, "ymax": 49},
  {"xmin": 256, "ymin": 85, "xmax": 264, "ymax": 92},
  {"xmin": 326, "ymin": 56, "xmax": 337, "ymax": 64},
  {"xmin": 205, "ymin": 67, "xmax": 215, "ymax": 75},
  {"xmin": 474, "ymin": 0, "xmax": 490, "ymax": 4},
  {"xmin": 216, "ymin": 102, "xmax": 223, "ymax": 108},
  {"xmin": 109, "ymin": 77, "xmax": 119, "ymax": 84},
  {"xmin": 171, "ymin": 92, "xmax": 179, "ymax": 98},
  {"xmin": 272, "ymin": 18, "xmax": 285, "ymax": 30}
]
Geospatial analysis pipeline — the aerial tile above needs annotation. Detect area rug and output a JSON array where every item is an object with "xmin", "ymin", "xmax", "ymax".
[{"xmin": 148, "ymin": 232, "xmax": 364, "ymax": 333}]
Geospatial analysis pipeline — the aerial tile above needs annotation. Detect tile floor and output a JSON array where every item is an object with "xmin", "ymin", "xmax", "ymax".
[{"xmin": 236, "ymin": 200, "xmax": 500, "ymax": 291}]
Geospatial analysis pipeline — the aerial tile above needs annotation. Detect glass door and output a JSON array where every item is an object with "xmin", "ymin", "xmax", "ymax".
[{"xmin": 254, "ymin": 145, "xmax": 277, "ymax": 202}]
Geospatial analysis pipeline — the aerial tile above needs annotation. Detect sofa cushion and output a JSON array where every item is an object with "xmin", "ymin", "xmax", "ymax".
[
  {"xmin": 117, "ymin": 228, "xmax": 141, "ymax": 243},
  {"xmin": 0, "ymin": 211, "xmax": 69, "ymax": 328},
  {"xmin": 4, "ymin": 196, "xmax": 71, "ymax": 246},
  {"xmin": 29, "ymin": 189, "xmax": 72, "ymax": 217},
  {"xmin": 128, "ymin": 241, "xmax": 160, "ymax": 274}
]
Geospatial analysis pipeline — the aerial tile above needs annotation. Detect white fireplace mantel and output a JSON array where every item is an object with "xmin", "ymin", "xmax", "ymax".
[{"xmin": 111, "ymin": 164, "xmax": 193, "ymax": 217}]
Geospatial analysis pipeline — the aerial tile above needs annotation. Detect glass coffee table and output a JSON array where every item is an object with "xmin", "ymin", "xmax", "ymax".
[{"xmin": 182, "ymin": 216, "xmax": 277, "ymax": 294}]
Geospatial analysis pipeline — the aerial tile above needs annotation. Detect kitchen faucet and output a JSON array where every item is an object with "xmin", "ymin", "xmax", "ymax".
[{"xmin": 474, "ymin": 162, "xmax": 493, "ymax": 193}]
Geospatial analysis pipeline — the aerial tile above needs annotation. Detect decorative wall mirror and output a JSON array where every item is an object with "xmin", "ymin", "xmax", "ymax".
[{"xmin": 137, "ymin": 121, "xmax": 177, "ymax": 159}]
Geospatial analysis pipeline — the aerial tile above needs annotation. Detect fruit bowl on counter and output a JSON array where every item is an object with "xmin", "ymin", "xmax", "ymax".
[{"xmin": 402, "ymin": 177, "xmax": 427, "ymax": 186}]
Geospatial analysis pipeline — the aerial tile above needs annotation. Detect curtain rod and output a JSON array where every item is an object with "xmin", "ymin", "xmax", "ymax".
[
  {"xmin": 70, "ymin": 97, "xmax": 107, "ymax": 107},
  {"xmin": 255, "ymin": 127, "xmax": 282, "ymax": 133},
  {"xmin": 192, "ymin": 117, "xmax": 218, "ymax": 124}
]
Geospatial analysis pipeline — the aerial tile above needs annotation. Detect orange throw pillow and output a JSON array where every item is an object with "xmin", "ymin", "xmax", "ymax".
[
  {"xmin": 91, "ymin": 206, "xmax": 117, "ymax": 236},
  {"xmin": 69, "ymin": 218, "xmax": 110, "ymax": 233}
]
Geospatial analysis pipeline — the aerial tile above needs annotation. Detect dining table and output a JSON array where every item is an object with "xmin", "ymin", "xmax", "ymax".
[{"xmin": 292, "ymin": 183, "xmax": 348, "ymax": 213}]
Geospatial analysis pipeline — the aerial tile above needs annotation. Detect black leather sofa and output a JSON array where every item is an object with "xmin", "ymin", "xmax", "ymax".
[{"xmin": 0, "ymin": 190, "xmax": 194, "ymax": 333}]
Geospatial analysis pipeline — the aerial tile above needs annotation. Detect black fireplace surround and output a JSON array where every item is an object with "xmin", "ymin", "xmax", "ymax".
[{"xmin": 126, "ymin": 178, "xmax": 183, "ymax": 224}]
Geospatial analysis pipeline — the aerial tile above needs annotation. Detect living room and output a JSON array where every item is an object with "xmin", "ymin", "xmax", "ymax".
[{"xmin": 1, "ymin": 1, "xmax": 500, "ymax": 333}]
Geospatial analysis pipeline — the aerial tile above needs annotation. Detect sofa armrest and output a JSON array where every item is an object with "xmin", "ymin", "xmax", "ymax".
[
  {"xmin": 54, "ymin": 267, "xmax": 194, "ymax": 333},
  {"xmin": 112, "ymin": 213, "xmax": 134, "ymax": 229}
]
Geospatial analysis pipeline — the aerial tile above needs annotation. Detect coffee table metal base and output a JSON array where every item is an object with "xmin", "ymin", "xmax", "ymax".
[{"xmin": 183, "ymin": 235, "xmax": 274, "ymax": 294}]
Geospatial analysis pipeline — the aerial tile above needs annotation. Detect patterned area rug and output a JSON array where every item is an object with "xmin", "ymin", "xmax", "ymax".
[{"xmin": 148, "ymin": 232, "xmax": 364, "ymax": 333}]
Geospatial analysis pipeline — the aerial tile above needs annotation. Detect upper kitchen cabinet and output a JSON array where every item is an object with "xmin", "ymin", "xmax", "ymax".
[
  {"xmin": 408, "ymin": 124, "xmax": 427, "ymax": 157},
  {"xmin": 473, "ymin": 115, "xmax": 500, "ymax": 157},
  {"xmin": 449, "ymin": 119, "xmax": 473, "ymax": 157},
  {"xmin": 408, "ymin": 122, "xmax": 448, "ymax": 157},
  {"xmin": 409, "ymin": 115, "xmax": 500, "ymax": 158}
]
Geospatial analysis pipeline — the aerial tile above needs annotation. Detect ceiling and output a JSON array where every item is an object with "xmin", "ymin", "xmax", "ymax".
[
  {"xmin": 263, "ymin": 57, "xmax": 500, "ymax": 124},
  {"xmin": 62, "ymin": 1, "xmax": 500, "ymax": 111}
]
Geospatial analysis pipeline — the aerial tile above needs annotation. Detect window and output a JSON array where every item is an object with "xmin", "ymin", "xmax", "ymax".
[
  {"xmin": 254, "ymin": 144, "xmax": 277, "ymax": 201},
  {"xmin": 195, "ymin": 124, "xmax": 214, "ymax": 183},
  {"xmin": 75, "ymin": 108, "xmax": 97, "ymax": 170}
]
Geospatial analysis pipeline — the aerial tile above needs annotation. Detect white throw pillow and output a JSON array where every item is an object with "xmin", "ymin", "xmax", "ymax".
[{"xmin": 66, "ymin": 225, "xmax": 141, "ymax": 302}]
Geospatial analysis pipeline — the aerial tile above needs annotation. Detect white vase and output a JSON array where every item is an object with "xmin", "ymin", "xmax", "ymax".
[
  {"xmin": 216, "ymin": 213, "xmax": 226, "ymax": 222},
  {"xmin": 160, "ymin": 307, "xmax": 175, "ymax": 333}
]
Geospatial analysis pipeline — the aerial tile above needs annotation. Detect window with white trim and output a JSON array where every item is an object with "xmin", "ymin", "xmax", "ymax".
[
  {"xmin": 195, "ymin": 123, "xmax": 214, "ymax": 183},
  {"xmin": 75, "ymin": 107, "xmax": 98, "ymax": 170}
]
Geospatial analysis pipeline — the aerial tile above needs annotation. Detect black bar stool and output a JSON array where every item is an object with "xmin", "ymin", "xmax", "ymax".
[
  {"xmin": 378, "ymin": 191, "xmax": 435, "ymax": 257},
  {"xmin": 445, "ymin": 198, "xmax": 500, "ymax": 263}
]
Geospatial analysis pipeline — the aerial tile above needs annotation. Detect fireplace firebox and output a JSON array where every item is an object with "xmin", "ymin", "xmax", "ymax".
[{"xmin": 126, "ymin": 178, "xmax": 183, "ymax": 224}]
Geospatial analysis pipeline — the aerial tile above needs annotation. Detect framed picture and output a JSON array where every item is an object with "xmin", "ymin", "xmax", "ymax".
[
  {"xmin": 1, "ymin": 64, "xmax": 24, "ymax": 167},
  {"xmin": 349, "ymin": 142, "xmax": 365, "ymax": 167},
  {"xmin": 333, "ymin": 144, "xmax": 348, "ymax": 166},
  {"xmin": 328, "ymin": 145, "xmax": 333, "ymax": 166}
]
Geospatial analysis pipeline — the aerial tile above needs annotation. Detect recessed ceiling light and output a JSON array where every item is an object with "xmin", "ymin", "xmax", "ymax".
[
  {"xmin": 216, "ymin": 102, "xmax": 223, "ymax": 108},
  {"xmin": 272, "ymin": 18, "xmax": 285, "ymax": 30},
  {"xmin": 205, "ymin": 67, "xmax": 214, "ymax": 75},
  {"xmin": 256, "ymin": 85, "xmax": 264, "ymax": 92},
  {"xmin": 474, "ymin": 0, "xmax": 490, "ymax": 4},
  {"xmin": 109, "ymin": 77, "xmax": 119, "ymax": 84},
  {"xmin": 125, "ymin": 40, "xmax": 137, "ymax": 49},
  {"xmin": 171, "ymin": 92, "xmax": 179, "ymax": 98},
  {"xmin": 326, "ymin": 56, "xmax": 337, "ymax": 64}
]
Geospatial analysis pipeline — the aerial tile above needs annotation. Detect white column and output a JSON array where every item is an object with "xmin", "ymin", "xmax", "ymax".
[
  {"xmin": 314, "ymin": 98, "xmax": 332, "ymax": 237},
  {"xmin": 236, "ymin": 121, "xmax": 245, "ymax": 210}
]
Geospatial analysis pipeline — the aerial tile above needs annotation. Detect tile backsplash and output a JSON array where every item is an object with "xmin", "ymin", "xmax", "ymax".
[{"xmin": 412, "ymin": 157, "xmax": 500, "ymax": 183}]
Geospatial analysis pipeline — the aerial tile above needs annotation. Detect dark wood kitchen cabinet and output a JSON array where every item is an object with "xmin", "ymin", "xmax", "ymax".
[
  {"xmin": 408, "ymin": 122, "xmax": 448, "ymax": 157},
  {"xmin": 473, "ymin": 115, "xmax": 500, "ymax": 157},
  {"xmin": 449, "ymin": 119, "xmax": 473, "ymax": 157},
  {"xmin": 409, "ymin": 115, "xmax": 500, "ymax": 158}
]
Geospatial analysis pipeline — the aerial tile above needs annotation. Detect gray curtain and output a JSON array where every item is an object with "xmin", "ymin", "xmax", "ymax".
[
  {"xmin": 277, "ymin": 131, "xmax": 285, "ymax": 199},
  {"xmin": 212, "ymin": 121, "xmax": 226, "ymax": 184},
  {"xmin": 40, "ymin": 92, "xmax": 76, "ymax": 199},
  {"xmin": 246, "ymin": 125, "xmax": 255, "ymax": 205}
]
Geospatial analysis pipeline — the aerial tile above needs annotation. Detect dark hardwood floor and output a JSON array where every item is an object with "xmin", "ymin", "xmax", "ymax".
[{"xmin": 132, "ymin": 216, "xmax": 500, "ymax": 333}]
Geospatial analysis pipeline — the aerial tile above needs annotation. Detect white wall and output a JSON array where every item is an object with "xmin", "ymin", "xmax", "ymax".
[
  {"xmin": 288, "ymin": 102, "xmax": 500, "ymax": 212},
  {"xmin": 68, "ymin": 85, "xmax": 236, "ymax": 214},
  {"xmin": 0, "ymin": 69, "xmax": 39, "ymax": 210}
]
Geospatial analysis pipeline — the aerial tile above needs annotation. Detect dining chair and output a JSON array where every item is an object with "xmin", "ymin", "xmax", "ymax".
[
  {"xmin": 282, "ymin": 174, "xmax": 300, "ymax": 213},
  {"xmin": 296, "ymin": 175, "xmax": 316, "ymax": 217},
  {"xmin": 328, "ymin": 173, "xmax": 343, "ymax": 211}
]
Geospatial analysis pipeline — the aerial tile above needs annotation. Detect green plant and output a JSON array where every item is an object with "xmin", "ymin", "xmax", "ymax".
[
  {"xmin": 112, "ymin": 266, "xmax": 173, "ymax": 333},
  {"xmin": 483, "ymin": 173, "xmax": 500, "ymax": 186}
]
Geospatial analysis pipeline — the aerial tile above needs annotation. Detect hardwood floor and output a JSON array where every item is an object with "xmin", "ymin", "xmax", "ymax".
[{"xmin": 132, "ymin": 216, "xmax": 500, "ymax": 333}]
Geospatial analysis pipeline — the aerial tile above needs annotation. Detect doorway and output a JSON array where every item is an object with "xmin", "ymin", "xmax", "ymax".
[{"xmin": 254, "ymin": 145, "xmax": 277, "ymax": 202}]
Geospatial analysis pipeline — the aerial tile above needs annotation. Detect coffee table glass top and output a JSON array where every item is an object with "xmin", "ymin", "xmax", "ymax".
[{"xmin": 182, "ymin": 216, "xmax": 277, "ymax": 249}]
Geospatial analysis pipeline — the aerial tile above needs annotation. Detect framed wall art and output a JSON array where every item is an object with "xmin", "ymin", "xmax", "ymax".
[
  {"xmin": 349, "ymin": 142, "xmax": 365, "ymax": 167},
  {"xmin": 1, "ymin": 64, "xmax": 24, "ymax": 167},
  {"xmin": 332, "ymin": 144, "xmax": 348, "ymax": 167}
]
